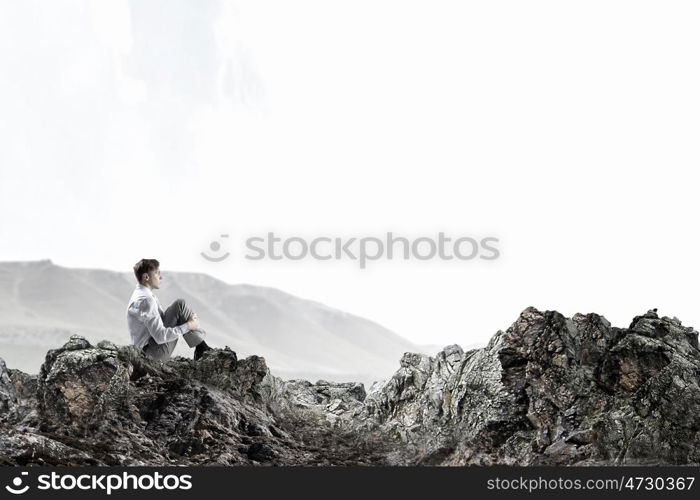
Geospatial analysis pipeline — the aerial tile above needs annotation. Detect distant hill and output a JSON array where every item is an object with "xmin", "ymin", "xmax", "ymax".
[{"xmin": 0, "ymin": 260, "xmax": 432, "ymax": 384}]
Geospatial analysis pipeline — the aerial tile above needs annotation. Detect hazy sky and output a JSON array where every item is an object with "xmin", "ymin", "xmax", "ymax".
[{"xmin": 1, "ymin": 0, "xmax": 699, "ymax": 347}]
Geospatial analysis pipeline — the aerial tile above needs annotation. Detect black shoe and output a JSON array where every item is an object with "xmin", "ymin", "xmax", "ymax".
[{"xmin": 194, "ymin": 341, "xmax": 213, "ymax": 361}]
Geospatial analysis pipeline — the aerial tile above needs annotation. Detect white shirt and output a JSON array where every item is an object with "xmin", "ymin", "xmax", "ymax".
[{"xmin": 126, "ymin": 284, "xmax": 190, "ymax": 349}]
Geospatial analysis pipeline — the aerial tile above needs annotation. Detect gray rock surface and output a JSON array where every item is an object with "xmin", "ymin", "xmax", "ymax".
[
  {"xmin": 0, "ymin": 359, "xmax": 17, "ymax": 416},
  {"xmin": 357, "ymin": 308, "xmax": 700, "ymax": 465},
  {"xmin": 0, "ymin": 335, "xmax": 386, "ymax": 465},
  {"xmin": 1, "ymin": 308, "xmax": 699, "ymax": 465}
]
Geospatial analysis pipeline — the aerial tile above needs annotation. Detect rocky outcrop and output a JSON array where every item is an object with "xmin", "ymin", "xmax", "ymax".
[
  {"xmin": 0, "ymin": 359, "xmax": 17, "ymax": 416},
  {"xmin": 357, "ymin": 308, "xmax": 700, "ymax": 465},
  {"xmin": 1, "ymin": 308, "xmax": 699, "ymax": 465},
  {"xmin": 0, "ymin": 336, "xmax": 385, "ymax": 465}
]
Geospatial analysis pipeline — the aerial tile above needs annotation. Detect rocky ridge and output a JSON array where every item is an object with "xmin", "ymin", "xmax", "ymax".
[{"xmin": 1, "ymin": 308, "xmax": 699, "ymax": 465}]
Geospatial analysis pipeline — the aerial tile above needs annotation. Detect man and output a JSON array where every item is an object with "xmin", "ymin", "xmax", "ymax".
[{"xmin": 126, "ymin": 258, "xmax": 213, "ymax": 361}]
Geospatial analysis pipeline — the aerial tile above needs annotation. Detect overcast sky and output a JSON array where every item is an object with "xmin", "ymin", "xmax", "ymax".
[{"xmin": 1, "ymin": 0, "xmax": 699, "ymax": 347}]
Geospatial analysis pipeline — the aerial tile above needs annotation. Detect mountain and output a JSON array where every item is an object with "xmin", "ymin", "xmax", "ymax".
[
  {"xmin": 0, "ymin": 260, "xmax": 429, "ymax": 384},
  {"xmin": 1, "ymin": 307, "xmax": 698, "ymax": 466}
]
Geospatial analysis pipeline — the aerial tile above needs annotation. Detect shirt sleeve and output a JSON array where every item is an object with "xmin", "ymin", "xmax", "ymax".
[{"xmin": 136, "ymin": 298, "xmax": 189, "ymax": 344}]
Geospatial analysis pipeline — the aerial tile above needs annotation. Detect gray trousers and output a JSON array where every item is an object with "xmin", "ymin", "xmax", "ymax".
[{"xmin": 142, "ymin": 299, "xmax": 206, "ymax": 361}]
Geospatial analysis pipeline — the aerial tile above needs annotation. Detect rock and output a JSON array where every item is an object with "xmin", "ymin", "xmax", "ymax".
[
  {"xmin": 0, "ymin": 358, "xmax": 18, "ymax": 417},
  {"xmin": 0, "ymin": 429, "xmax": 101, "ymax": 466},
  {"xmin": 246, "ymin": 442, "xmax": 277, "ymax": 462},
  {"xmin": 357, "ymin": 307, "xmax": 700, "ymax": 465},
  {"xmin": 0, "ymin": 335, "xmax": 391, "ymax": 465},
  {"xmin": 1, "ymin": 308, "xmax": 699, "ymax": 466}
]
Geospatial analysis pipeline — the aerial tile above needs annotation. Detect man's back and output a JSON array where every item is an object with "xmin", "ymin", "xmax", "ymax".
[{"xmin": 126, "ymin": 284, "xmax": 185, "ymax": 349}]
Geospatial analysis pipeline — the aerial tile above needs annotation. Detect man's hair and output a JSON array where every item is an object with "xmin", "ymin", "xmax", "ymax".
[{"xmin": 133, "ymin": 258, "xmax": 160, "ymax": 284}]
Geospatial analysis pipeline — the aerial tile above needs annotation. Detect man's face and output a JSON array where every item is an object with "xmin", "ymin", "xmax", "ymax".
[{"xmin": 144, "ymin": 268, "xmax": 162, "ymax": 289}]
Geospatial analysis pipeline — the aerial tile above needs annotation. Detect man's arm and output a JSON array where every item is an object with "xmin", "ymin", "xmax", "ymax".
[{"xmin": 136, "ymin": 298, "xmax": 190, "ymax": 345}]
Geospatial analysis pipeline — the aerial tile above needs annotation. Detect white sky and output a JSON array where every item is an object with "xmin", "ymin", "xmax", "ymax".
[{"xmin": 1, "ymin": 0, "xmax": 699, "ymax": 347}]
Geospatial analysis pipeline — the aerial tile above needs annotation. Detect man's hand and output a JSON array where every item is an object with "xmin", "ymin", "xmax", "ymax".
[{"xmin": 186, "ymin": 312, "xmax": 200, "ymax": 332}]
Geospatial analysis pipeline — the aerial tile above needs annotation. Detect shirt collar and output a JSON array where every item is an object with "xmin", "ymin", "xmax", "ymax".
[{"xmin": 136, "ymin": 283, "xmax": 155, "ymax": 298}]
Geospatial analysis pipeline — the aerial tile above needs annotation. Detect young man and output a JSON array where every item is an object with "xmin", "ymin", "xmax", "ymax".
[{"xmin": 126, "ymin": 259, "xmax": 213, "ymax": 361}]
